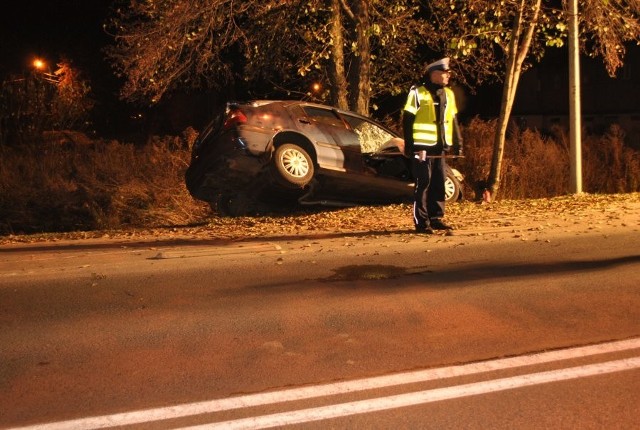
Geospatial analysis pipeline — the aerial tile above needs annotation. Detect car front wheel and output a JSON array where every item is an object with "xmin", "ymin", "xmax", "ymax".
[
  {"xmin": 272, "ymin": 143, "xmax": 315, "ymax": 188},
  {"xmin": 445, "ymin": 170, "xmax": 461, "ymax": 202}
]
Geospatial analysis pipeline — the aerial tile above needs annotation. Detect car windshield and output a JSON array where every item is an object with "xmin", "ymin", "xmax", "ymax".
[{"xmin": 342, "ymin": 114, "xmax": 397, "ymax": 153}]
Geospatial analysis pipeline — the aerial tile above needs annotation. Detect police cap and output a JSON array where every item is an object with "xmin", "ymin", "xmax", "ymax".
[{"xmin": 427, "ymin": 57, "xmax": 451, "ymax": 74}]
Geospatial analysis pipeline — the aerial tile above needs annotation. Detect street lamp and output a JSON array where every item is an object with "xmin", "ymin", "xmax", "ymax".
[
  {"xmin": 31, "ymin": 57, "xmax": 59, "ymax": 84},
  {"xmin": 33, "ymin": 58, "xmax": 47, "ymax": 71}
]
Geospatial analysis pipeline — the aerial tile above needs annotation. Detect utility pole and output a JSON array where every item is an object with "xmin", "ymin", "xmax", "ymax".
[{"xmin": 568, "ymin": 0, "xmax": 583, "ymax": 193}]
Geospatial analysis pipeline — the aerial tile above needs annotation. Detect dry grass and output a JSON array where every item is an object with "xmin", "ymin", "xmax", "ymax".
[
  {"xmin": 0, "ymin": 131, "xmax": 208, "ymax": 235},
  {"xmin": 582, "ymin": 125, "xmax": 640, "ymax": 194},
  {"xmin": 0, "ymin": 120, "xmax": 638, "ymax": 235},
  {"xmin": 459, "ymin": 119, "xmax": 639, "ymax": 200}
]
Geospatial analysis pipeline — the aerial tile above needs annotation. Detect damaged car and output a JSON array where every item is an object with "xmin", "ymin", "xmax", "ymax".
[{"xmin": 185, "ymin": 100, "xmax": 464, "ymax": 216}]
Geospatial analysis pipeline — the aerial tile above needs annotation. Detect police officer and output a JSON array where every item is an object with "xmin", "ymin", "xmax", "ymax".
[{"xmin": 403, "ymin": 57, "xmax": 463, "ymax": 234}]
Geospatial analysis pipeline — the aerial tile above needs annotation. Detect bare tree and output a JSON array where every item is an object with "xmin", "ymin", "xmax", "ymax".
[{"xmin": 105, "ymin": 0, "xmax": 429, "ymax": 116}]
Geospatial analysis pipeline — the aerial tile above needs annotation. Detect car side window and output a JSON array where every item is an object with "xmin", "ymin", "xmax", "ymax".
[
  {"xmin": 303, "ymin": 106, "xmax": 345, "ymax": 128},
  {"xmin": 342, "ymin": 114, "xmax": 395, "ymax": 153}
]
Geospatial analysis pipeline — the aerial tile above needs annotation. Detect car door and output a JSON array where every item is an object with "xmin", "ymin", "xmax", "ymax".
[
  {"xmin": 340, "ymin": 112, "xmax": 414, "ymax": 201},
  {"xmin": 298, "ymin": 105, "xmax": 364, "ymax": 174}
]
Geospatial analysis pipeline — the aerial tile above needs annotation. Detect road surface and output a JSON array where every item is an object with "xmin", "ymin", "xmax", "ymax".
[{"xmin": 1, "ymin": 201, "xmax": 639, "ymax": 429}]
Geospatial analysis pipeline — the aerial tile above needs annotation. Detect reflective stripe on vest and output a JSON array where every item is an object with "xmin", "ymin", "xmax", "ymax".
[{"xmin": 412, "ymin": 122, "xmax": 438, "ymax": 144}]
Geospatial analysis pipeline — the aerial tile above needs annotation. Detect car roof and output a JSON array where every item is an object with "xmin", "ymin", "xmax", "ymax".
[
  {"xmin": 235, "ymin": 100, "xmax": 374, "ymax": 121},
  {"xmin": 228, "ymin": 99, "xmax": 399, "ymax": 136}
]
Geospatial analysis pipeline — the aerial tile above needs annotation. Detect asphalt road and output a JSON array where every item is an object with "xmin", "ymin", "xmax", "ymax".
[{"xmin": 1, "ymin": 218, "xmax": 639, "ymax": 429}]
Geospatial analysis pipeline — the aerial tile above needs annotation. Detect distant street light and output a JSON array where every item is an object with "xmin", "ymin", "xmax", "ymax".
[
  {"xmin": 31, "ymin": 57, "xmax": 59, "ymax": 84},
  {"xmin": 33, "ymin": 58, "xmax": 47, "ymax": 71}
]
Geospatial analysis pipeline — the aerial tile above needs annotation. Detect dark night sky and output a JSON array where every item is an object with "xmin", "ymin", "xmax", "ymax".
[
  {"xmin": 0, "ymin": 1, "xmax": 141, "ymax": 134},
  {"xmin": 0, "ymin": 1, "xmax": 497, "ymax": 117},
  {"xmin": 1, "ymin": 1, "xmax": 112, "ymax": 76},
  {"xmin": 2, "ymin": 2, "xmax": 635, "ymax": 132},
  {"xmin": 0, "ymin": 1, "xmax": 504, "ymax": 127}
]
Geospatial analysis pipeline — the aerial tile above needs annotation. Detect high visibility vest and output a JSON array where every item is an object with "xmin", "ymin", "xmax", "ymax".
[{"xmin": 403, "ymin": 86, "xmax": 457, "ymax": 150}]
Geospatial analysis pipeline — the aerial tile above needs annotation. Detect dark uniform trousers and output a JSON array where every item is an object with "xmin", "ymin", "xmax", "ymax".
[{"xmin": 411, "ymin": 153, "xmax": 446, "ymax": 229}]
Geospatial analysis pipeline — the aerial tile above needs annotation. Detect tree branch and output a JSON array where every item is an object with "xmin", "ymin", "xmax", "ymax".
[{"xmin": 338, "ymin": 0, "xmax": 355, "ymax": 21}]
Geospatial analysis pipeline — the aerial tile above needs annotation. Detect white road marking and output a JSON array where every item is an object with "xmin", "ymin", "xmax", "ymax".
[
  {"xmin": 10, "ymin": 337, "xmax": 640, "ymax": 430},
  {"xmin": 182, "ymin": 357, "xmax": 640, "ymax": 430}
]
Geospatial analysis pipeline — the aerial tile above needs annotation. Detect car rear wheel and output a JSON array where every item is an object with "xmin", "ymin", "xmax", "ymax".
[
  {"xmin": 272, "ymin": 143, "xmax": 315, "ymax": 188},
  {"xmin": 444, "ymin": 170, "xmax": 461, "ymax": 202}
]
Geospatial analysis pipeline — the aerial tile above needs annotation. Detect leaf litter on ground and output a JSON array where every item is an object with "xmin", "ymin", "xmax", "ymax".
[{"xmin": 1, "ymin": 193, "xmax": 638, "ymax": 245}]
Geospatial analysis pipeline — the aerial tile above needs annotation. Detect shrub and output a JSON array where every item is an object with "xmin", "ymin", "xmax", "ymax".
[
  {"xmin": 0, "ymin": 134, "xmax": 208, "ymax": 234},
  {"xmin": 582, "ymin": 125, "xmax": 640, "ymax": 193},
  {"xmin": 0, "ymin": 62, "xmax": 93, "ymax": 147},
  {"xmin": 0, "ymin": 119, "xmax": 638, "ymax": 235},
  {"xmin": 459, "ymin": 118, "xmax": 639, "ymax": 200}
]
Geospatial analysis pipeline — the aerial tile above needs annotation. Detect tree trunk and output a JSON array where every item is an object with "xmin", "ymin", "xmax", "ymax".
[
  {"xmin": 329, "ymin": 0, "xmax": 349, "ymax": 110},
  {"xmin": 487, "ymin": 0, "xmax": 542, "ymax": 201},
  {"xmin": 350, "ymin": 0, "xmax": 370, "ymax": 115}
]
